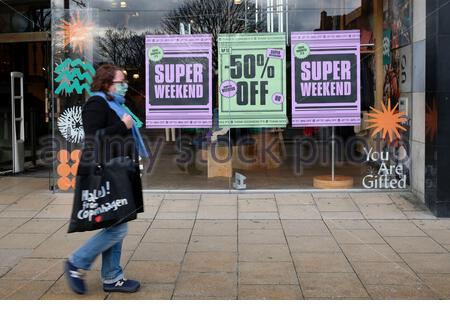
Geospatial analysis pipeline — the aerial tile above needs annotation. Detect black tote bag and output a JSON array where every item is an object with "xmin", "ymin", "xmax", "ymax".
[{"xmin": 68, "ymin": 130, "xmax": 144, "ymax": 233}]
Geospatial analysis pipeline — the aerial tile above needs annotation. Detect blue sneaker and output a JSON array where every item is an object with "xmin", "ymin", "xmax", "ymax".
[
  {"xmin": 64, "ymin": 260, "xmax": 86, "ymax": 295},
  {"xmin": 103, "ymin": 278, "xmax": 140, "ymax": 293}
]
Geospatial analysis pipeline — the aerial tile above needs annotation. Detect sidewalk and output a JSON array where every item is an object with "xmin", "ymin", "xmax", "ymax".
[{"xmin": 1, "ymin": 176, "xmax": 450, "ymax": 299}]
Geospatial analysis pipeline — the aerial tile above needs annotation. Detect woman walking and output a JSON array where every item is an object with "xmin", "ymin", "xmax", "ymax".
[{"xmin": 64, "ymin": 64, "xmax": 147, "ymax": 294}]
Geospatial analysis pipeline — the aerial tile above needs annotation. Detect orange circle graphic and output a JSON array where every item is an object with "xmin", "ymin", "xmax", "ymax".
[
  {"xmin": 70, "ymin": 163, "xmax": 79, "ymax": 176},
  {"xmin": 71, "ymin": 149, "xmax": 81, "ymax": 162},
  {"xmin": 57, "ymin": 163, "xmax": 71, "ymax": 177},
  {"xmin": 57, "ymin": 177, "xmax": 72, "ymax": 190},
  {"xmin": 57, "ymin": 149, "xmax": 70, "ymax": 163}
]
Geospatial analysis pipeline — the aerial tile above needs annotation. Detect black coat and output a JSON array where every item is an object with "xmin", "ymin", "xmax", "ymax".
[{"xmin": 78, "ymin": 95, "xmax": 137, "ymax": 174}]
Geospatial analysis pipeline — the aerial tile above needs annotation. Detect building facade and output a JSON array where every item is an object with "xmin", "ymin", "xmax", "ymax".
[{"xmin": 0, "ymin": 0, "xmax": 449, "ymax": 216}]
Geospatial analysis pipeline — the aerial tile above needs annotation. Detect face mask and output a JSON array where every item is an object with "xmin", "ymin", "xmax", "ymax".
[{"xmin": 115, "ymin": 82, "xmax": 128, "ymax": 96}]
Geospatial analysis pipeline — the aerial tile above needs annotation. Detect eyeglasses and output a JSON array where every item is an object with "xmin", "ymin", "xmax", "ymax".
[{"xmin": 113, "ymin": 80, "xmax": 128, "ymax": 84}]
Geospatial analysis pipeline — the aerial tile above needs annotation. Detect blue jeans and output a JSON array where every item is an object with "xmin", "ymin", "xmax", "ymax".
[{"xmin": 69, "ymin": 222, "xmax": 128, "ymax": 284}]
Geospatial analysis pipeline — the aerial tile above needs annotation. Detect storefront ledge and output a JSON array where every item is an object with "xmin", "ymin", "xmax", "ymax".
[{"xmin": 142, "ymin": 189, "xmax": 412, "ymax": 194}]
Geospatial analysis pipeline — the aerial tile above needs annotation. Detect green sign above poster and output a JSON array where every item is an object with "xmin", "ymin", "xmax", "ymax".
[{"xmin": 218, "ymin": 33, "xmax": 287, "ymax": 128}]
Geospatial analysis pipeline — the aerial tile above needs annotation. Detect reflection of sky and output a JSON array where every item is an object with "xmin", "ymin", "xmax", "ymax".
[{"xmin": 87, "ymin": 0, "xmax": 361, "ymax": 34}]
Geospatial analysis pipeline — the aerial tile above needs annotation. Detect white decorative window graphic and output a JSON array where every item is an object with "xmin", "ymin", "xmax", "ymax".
[{"xmin": 57, "ymin": 106, "xmax": 84, "ymax": 143}]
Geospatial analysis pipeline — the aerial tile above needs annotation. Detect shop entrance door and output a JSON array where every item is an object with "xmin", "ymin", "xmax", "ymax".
[{"xmin": 0, "ymin": 33, "xmax": 51, "ymax": 176}]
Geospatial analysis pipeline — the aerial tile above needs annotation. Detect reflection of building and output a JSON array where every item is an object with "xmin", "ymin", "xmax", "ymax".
[{"xmin": 0, "ymin": 0, "xmax": 449, "ymax": 217}]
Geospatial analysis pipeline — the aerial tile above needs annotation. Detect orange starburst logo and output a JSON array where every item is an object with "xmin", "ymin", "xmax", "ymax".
[
  {"xmin": 366, "ymin": 99, "xmax": 407, "ymax": 142},
  {"xmin": 57, "ymin": 12, "xmax": 93, "ymax": 54},
  {"xmin": 426, "ymin": 97, "xmax": 437, "ymax": 141}
]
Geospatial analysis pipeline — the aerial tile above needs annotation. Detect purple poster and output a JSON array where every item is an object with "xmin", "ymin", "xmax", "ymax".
[
  {"xmin": 291, "ymin": 30, "xmax": 361, "ymax": 127},
  {"xmin": 145, "ymin": 34, "xmax": 212, "ymax": 128}
]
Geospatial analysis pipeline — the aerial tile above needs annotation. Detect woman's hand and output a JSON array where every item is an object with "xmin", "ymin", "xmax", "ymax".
[{"xmin": 121, "ymin": 114, "xmax": 134, "ymax": 129}]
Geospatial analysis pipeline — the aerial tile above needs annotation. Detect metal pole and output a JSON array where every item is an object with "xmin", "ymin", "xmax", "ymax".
[
  {"xmin": 256, "ymin": 0, "xmax": 258, "ymax": 26},
  {"xmin": 245, "ymin": 0, "xmax": 247, "ymax": 31},
  {"xmin": 50, "ymin": 12, "xmax": 55, "ymax": 191},
  {"xmin": 271, "ymin": 0, "xmax": 274, "ymax": 32},
  {"xmin": 285, "ymin": 0, "xmax": 289, "ymax": 42},
  {"xmin": 331, "ymin": 127, "xmax": 335, "ymax": 181},
  {"xmin": 278, "ymin": 0, "xmax": 283, "ymax": 32},
  {"xmin": 10, "ymin": 73, "xmax": 16, "ymax": 173}
]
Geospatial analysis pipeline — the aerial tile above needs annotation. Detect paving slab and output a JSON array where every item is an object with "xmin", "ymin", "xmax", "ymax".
[
  {"xmin": 414, "ymin": 220, "xmax": 450, "ymax": 230},
  {"xmin": 200, "ymin": 194, "xmax": 237, "ymax": 206},
  {"xmin": 282, "ymin": 220, "xmax": 330, "ymax": 237},
  {"xmin": 384, "ymin": 236, "xmax": 447, "ymax": 254},
  {"xmin": 330, "ymin": 229, "xmax": 386, "ymax": 245},
  {"xmin": 418, "ymin": 274, "xmax": 450, "ymax": 299},
  {"xmin": 0, "ymin": 233, "xmax": 49, "ymax": 249},
  {"xmin": 287, "ymin": 236, "xmax": 341, "ymax": 253},
  {"xmin": 315, "ymin": 198, "xmax": 359, "ymax": 212},
  {"xmin": 351, "ymin": 193, "xmax": 393, "ymax": 205},
  {"xmin": 123, "ymin": 260, "xmax": 180, "ymax": 283},
  {"xmin": 340, "ymin": 244, "xmax": 402, "ymax": 263},
  {"xmin": 238, "ymin": 211, "xmax": 279, "ymax": 220},
  {"xmin": 365, "ymin": 284, "xmax": 438, "ymax": 299},
  {"xmin": 298, "ymin": 273, "xmax": 369, "ymax": 299},
  {"xmin": 320, "ymin": 211, "xmax": 365, "ymax": 220},
  {"xmin": 2, "ymin": 258, "xmax": 64, "ymax": 281},
  {"xmin": 423, "ymin": 229, "xmax": 450, "ymax": 245},
  {"xmin": 150, "ymin": 219, "xmax": 195, "ymax": 229},
  {"xmin": 0, "ymin": 210, "xmax": 38, "ymax": 219},
  {"xmin": 0, "ymin": 279, "xmax": 54, "ymax": 300},
  {"xmin": 187, "ymin": 236, "xmax": 237, "ymax": 252},
  {"xmin": 389, "ymin": 193, "xmax": 428, "ymax": 211},
  {"xmin": 239, "ymin": 262, "xmax": 298, "ymax": 285},
  {"xmin": 278, "ymin": 205, "xmax": 321, "ymax": 220},
  {"xmin": 132, "ymin": 243, "xmax": 187, "ymax": 262},
  {"xmin": 239, "ymin": 244, "xmax": 291, "ymax": 262},
  {"xmin": 400, "ymin": 253, "xmax": 450, "ymax": 273},
  {"xmin": 292, "ymin": 252, "xmax": 353, "ymax": 273},
  {"xmin": 193, "ymin": 220, "xmax": 237, "ymax": 236},
  {"xmin": 238, "ymin": 284, "xmax": 303, "ymax": 299},
  {"xmin": 173, "ymin": 272, "xmax": 237, "ymax": 299},
  {"xmin": 351, "ymin": 262, "xmax": 422, "ymax": 285},
  {"xmin": 238, "ymin": 219, "xmax": 282, "ymax": 230},
  {"xmin": 158, "ymin": 199, "xmax": 199, "ymax": 213},
  {"xmin": 238, "ymin": 199, "xmax": 277, "ymax": 212},
  {"xmin": 35, "ymin": 205, "xmax": 72, "ymax": 219},
  {"xmin": 325, "ymin": 219, "xmax": 373, "ymax": 230},
  {"xmin": 359, "ymin": 204, "xmax": 407, "ymax": 220},
  {"xmin": 197, "ymin": 205, "xmax": 237, "ymax": 219},
  {"xmin": 275, "ymin": 193, "xmax": 314, "ymax": 205},
  {"xmin": 142, "ymin": 228, "xmax": 191, "ymax": 243},
  {"xmin": 181, "ymin": 252, "xmax": 237, "ymax": 273},
  {"xmin": 0, "ymin": 248, "xmax": 33, "ymax": 268},
  {"xmin": 238, "ymin": 229, "xmax": 287, "ymax": 244},
  {"xmin": 369, "ymin": 220, "xmax": 427, "ymax": 237},
  {"xmin": 13, "ymin": 219, "xmax": 67, "ymax": 234}
]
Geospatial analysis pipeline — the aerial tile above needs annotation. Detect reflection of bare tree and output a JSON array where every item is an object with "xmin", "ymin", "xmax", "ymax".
[
  {"xmin": 97, "ymin": 29, "xmax": 145, "ymax": 68},
  {"xmin": 71, "ymin": 0, "xmax": 87, "ymax": 8},
  {"xmin": 160, "ymin": 0, "xmax": 264, "ymax": 70},
  {"xmin": 97, "ymin": 28, "xmax": 147, "ymax": 96}
]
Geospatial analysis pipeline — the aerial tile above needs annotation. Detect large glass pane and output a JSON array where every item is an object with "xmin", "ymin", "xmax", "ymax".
[
  {"xmin": 49, "ymin": 0, "xmax": 412, "ymax": 192},
  {"xmin": 50, "ymin": 8, "xmax": 99, "ymax": 191}
]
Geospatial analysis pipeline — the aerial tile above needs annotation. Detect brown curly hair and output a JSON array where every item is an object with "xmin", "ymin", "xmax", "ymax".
[{"xmin": 91, "ymin": 64, "xmax": 122, "ymax": 99}]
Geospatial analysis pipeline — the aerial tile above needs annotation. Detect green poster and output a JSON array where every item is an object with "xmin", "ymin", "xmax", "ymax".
[{"xmin": 218, "ymin": 33, "xmax": 287, "ymax": 128}]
